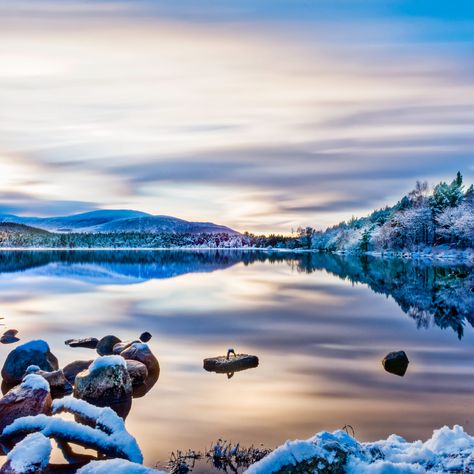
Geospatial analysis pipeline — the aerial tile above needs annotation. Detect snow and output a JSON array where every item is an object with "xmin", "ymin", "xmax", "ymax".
[
  {"xmin": 3, "ymin": 396, "xmax": 143, "ymax": 464},
  {"xmin": 89, "ymin": 355, "xmax": 126, "ymax": 372},
  {"xmin": 21, "ymin": 373, "xmax": 50, "ymax": 392},
  {"xmin": 246, "ymin": 426, "xmax": 474, "ymax": 473},
  {"xmin": 76, "ymin": 459, "xmax": 165, "ymax": 473},
  {"xmin": 17, "ymin": 339, "xmax": 50, "ymax": 353},
  {"xmin": 6, "ymin": 433, "xmax": 52, "ymax": 472}
]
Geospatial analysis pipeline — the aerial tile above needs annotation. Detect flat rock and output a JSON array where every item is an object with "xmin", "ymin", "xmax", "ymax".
[
  {"xmin": 126, "ymin": 360, "xmax": 148, "ymax": 386},
  {"xmin": 65, "ymin": 338, "xmax": 99, "ymax": 349},
  {"xmin": 0, "ymin": 374, "xmax": 52, "ymax": 433},
  {"xmin": 63, "ymin": 360, "xmax": 94, "ymax": 384},
  {"xmin": 0, "ymin": 336, "xmax": 19, "ymax": 345},
  {"xmin": 1, "ymin": 340, "xmax": 59, "ymax": 385},
  {"xmin": 203, "ymin": 354, "xmax": 259, "ymax": 374},
  {"xmin": 382, "ymin": 351, "xmax": 409, "ymax": 377},
  {"xmin": 96, "ymin": 335, "xmax": 122, "ymax": 356},
  {"xmin": 3, "ymin": 329, "xmax": 18, "ymax": 338}
]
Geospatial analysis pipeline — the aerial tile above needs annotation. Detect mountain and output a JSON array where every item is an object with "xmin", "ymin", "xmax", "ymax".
[{"xmin": 0, "ymin": 210, "xmax": 238, "ymax": 235}]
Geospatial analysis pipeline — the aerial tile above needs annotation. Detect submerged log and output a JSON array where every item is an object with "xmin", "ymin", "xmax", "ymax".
[{"xmin": 203, "ymin": 354, "xmax": 259, "ymax": 374}]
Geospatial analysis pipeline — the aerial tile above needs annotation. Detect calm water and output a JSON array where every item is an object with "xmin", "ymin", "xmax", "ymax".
[{"xmin": 0, "ymin": 250, "xmax": 473, "ymax": 471}]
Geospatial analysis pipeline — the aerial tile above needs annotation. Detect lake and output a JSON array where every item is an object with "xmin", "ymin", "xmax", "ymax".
[{"xmin": 0, "ymin": 250, "xmax": 473, "ymax": 472}]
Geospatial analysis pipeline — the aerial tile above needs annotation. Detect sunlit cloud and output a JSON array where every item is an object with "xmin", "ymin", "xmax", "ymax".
[{"xmin": 0, "ymin": 0, "xmax": 473, "ymax": 232}]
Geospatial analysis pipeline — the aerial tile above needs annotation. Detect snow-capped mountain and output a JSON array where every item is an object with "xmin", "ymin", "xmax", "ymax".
[{"xmin": 0, "ymin": 210, "xmax": 238, "ymax": 234}]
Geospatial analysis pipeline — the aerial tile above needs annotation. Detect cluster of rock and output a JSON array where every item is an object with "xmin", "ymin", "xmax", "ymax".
[{"xmin": 0, "ymin": 333, "xmax": 160, "ymax": 472}]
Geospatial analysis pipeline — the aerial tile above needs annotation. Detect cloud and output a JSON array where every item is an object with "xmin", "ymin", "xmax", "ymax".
[{"xmin": 0, "ymin": 1, "xmax": 473, "ymax": 231}]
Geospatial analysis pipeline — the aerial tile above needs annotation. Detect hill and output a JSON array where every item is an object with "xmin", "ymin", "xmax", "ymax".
[{"xmin": 0, "ymin": 210, "xmax": 238, "ymax": 235}]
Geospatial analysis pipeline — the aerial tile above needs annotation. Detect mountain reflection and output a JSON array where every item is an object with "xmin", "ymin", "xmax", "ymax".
[{"xmin": 0, "ymin": 250, "xmax": 472, "ymax": 338}]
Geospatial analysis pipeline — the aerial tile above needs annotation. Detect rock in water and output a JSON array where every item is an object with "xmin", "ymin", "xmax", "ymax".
[
  {"xmin": 65, "ymin": 338, "xmax": 99, "ymax": 349},
  {"xmin": 120, "ymin": 343, "xmax": 159, "ymax": 374},
  {"xmin": 0, "ymin": 374, "xmax": 52, "ymax": 433},
  {"xmin": 24, "ymin": 366, "xmax": 73, "ymax": 394},
  {"xmin": 63, "ymin": 360, "xmax": 94, "ymax": 384},
  {"xmin": 96, "ymin": 335, "xmax": 122, "ymax": 356},
  {"xmin": 126, "ymin": 360, "xmax": 148, "ymax": 386},
  {"xmin": 139, "ymin": 332, "xmax": 152, "ymax": 343},
  {"xmin": 382, "ymin": 351, "xmax": 409, "ymax": 377},
  {"xmin": 1, "ymin": 340, "xmax": 59, "ymax": 385},
  {"xmin": 203, "ymin": 354, "xmax": 259, "ymax": 374},
  {"xmin": 75, "ymin": 355, "xmax": 132, "ymax": 403},
  {"xmin": 0, "ymin": 330, "xmax": 19, "ymax": 345},
  {"xmin": 112, "ymin": 340, "xmax": 140, "ymax": 355}
]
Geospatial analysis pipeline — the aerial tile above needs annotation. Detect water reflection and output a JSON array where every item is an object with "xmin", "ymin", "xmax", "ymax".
[
  {"xmin": 0, "ymin": 250, "xmax": 473, "ymax": 469},
  {"xmin": 0, "ymin": 250, "xmax": 471, "ymax": 339}
]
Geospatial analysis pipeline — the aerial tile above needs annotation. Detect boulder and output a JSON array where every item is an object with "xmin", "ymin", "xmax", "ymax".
[
  {"xmin": 63, "ymin": 360, "xmax": 94, "ymax": 385},
  {"xmin": 203, "ymin": 354, "xmax": 259, "ymax": 374},
  {"xmin": 1, "ymin": 340, "xmax": 59, "ymax": 385},
  {"xmin": 74, "ymin": 356, "xmax": 132, "ymax": 403},
  {"xmin": 3, "ymin": 330, "xmax": 18, "ymax": 338},
  {"xmin": 112, "ymin": 340, "xmax": 140, "ymax": 355},
  {"xmin": 126, "ymin": 360, "xmax": 148, "ymax": 386},
  {"xmin": 139, "ymin": 332, "xmax": 152, "ymax": 343},
  {"xmin": 65, "ymin": 338, "xmax": 99, "ymax": 349},
  {"xmin": 120, "ymin": 343, "xmax": 159, "ymax": 374},
  {"xmin": 24, "ymin": 366, "xmax": 72, "ymax": 394},
  {"xmin": 96, "ymin": 335, "xmax": 122, "ymax": 356},
  {"xmin": 0, "ymin": 374, "xmax": 52, "ymax": 433},
  {"xmin": 382, "ymin": 351, "xmax": 409, "ymax": 377}
]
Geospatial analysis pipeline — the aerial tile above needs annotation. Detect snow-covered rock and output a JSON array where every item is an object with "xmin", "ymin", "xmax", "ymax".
[
  {"xmin": 74, "ymin": 355, "xmax": 132, "ymax": 402},
  {"xmin": 1, "ymin": 340, "xmax": 59, "ymax": 384},
  {"xmin": 76, "ymin": 459, "xmax": 166, "ymax": 474},
  {"xmin": 245, "ymin": 426, "xmax": 474, "ymax": 473},
  {"xmin": 120, "ymin": 343, "xmax": 159, "ymax": 374},
  {"xmin": 0, "ymin": 433, "xmax": 52, "ymax": 473},
  {"xmin": 0, "ymin": 374, "xmax": 52, "ymax": 433}
]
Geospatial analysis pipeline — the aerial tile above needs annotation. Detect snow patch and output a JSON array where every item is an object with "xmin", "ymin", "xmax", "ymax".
[
  {"xmin": 21, "ymin": 373, "xmax": 50, "ymax": 392},
  {"xmin": 76, "ymin": 459, "xmax": 165, "ymax": 473},
  {"xmin": 89, "ymin": 355, "xmax": 126, "ymax": 372},
  {"xmin": 7, "ymin": 433, "xmax": 52, "ymax": 472}
]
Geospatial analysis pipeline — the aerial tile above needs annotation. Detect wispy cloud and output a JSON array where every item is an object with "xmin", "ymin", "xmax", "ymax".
[{"xmin": 0, "ymin": 1, "xmax": 473, "ymax": 232}]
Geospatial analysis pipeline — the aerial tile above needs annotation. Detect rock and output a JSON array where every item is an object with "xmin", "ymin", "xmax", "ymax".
[
  {"xmin": 139, "ymin": 332, "xmax": 152, "ymax": 343},
  {"xmin": 120, "ymin": 343, "xmax": 159, "ymax": 374},
  {"xmin": 203, "ymin": 354, "xmax": 259, "ymax": 374},
  {"xmin": 24, "ymin": 366, "xmax": 72, "ymax": 394},
  {"xmin": 96, "ymin": 335, "xmax": 122, "ymax": 356},
  {"xmin": 3, "ymin": 329, "xmax": 18, "ymax": 337},
  {"xmin": 0, "ymin": 433, "xmax": 52, "ymax": 474},
  {"xmin": 1, "ymin": 340, "xmax": 59, "ymax": 385},
  {"xmin": 74, "ymin": 355, "xmax": 132, "ymax": 403},
  {"xmin": 63, "ymin": 360, "xmax": 94, "ymax": 385},
  {"xmin": 65, "ymin": 338, "xmax": 99, "ymax": 349},
  {"xmin": 0, "ymin": 336, "xmax": 19, "ymax": 345},
  {"xmin": 382, "ymin": 351, "xmax": 409, "ymax": 377},
  {"xmin": 0, "ymin": 374, "xmax": 52, "ymax": 433},
  {"xmin": 126, "ymin": 360, "xmax": 148, "ymax": 386},
  {"xmin": 112, "ymin": 340, "xmax": 140, "ymax": 355}
]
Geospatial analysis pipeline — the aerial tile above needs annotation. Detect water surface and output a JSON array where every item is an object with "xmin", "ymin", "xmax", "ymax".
[{"xmin": 0, "ymin": 250, "xmax": 473, "ymax": 471}]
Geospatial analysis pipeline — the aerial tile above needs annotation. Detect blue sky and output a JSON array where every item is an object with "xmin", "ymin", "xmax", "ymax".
[{"xmin": 0, "ymin": 0, "xmax": 473, "ymax": 232}]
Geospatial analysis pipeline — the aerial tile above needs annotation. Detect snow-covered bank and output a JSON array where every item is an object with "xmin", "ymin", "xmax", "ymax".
[{"xmin": 246, "ymin": 425, "xmax": 474, "ymax": 473}]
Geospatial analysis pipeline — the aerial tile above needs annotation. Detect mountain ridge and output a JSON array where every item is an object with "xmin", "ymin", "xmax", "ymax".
[{"xmin": 0, "ymin": 209, "xmax": 239, "ymax": 235}]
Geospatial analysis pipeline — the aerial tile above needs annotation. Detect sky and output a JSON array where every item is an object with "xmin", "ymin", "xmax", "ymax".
[{"xmin": 0, "ymin": 0, "xmax": 473, "ymax": 233}]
